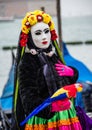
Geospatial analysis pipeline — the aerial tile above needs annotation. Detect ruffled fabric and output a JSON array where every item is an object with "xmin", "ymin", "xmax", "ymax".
[{"xmin": 24, "ymin": 104, "xmax": 82, "ymax": 130}]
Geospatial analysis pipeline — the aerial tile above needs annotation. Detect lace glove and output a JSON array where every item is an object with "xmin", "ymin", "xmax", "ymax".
[{"xmin": 55, "ymin": 61, "xmax": 74, "ymax": 76}]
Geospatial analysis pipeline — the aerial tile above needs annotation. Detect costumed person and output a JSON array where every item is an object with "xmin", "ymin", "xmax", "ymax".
[{"xmin": 13, "ymin": 10, "xmax": 92, "ymax": 130}]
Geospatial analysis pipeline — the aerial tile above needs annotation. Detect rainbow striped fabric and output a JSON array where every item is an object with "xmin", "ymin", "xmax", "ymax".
[{"xmin": 24, "ymin": 103, "xmax": 82, "ymax": 130}]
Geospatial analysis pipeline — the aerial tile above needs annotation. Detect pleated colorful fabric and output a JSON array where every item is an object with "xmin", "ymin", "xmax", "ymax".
[{"xmin": 24, "ymin": 103, "xmax": 82, "ymax": 130}]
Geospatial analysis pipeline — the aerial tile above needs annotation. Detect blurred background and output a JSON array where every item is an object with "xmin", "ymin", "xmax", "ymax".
[{"xmin": 0, "ymin": 0, "xmax": 92, "ymax": 96}]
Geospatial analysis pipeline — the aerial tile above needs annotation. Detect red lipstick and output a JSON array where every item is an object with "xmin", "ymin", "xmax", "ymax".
[{"xmin": 42, "ymin": 41, "xmax": 48, "ymax": 44}]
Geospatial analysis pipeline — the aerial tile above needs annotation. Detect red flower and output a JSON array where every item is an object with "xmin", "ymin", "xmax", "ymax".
[
  {"xmin": 48, "ymin": 21, "xmax": 51, "ymax": 26},
  {"xmin": 37, "ymin": 15, "xmax": 43, "ymax": 22},
  {"xmin": 25, "ymin": 21, "xmax": 30, "ymax": 28},
  {"xmin": 20, "ymin": 32, "xmax": 28, "ymax": 47},
  {"xmin": 51, "ymin": 30, "xmax": 58, "ymax": 40}
]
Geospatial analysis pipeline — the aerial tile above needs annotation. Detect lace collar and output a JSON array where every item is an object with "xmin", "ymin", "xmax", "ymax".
[{"xmin": 25, "ymin": 46, "xmax": 55, "ymax": 57}]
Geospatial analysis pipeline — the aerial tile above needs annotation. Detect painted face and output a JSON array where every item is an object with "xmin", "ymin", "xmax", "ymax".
[{"xmin": 31, "ymin": 22, "xmax": 51, "ymax": 49}]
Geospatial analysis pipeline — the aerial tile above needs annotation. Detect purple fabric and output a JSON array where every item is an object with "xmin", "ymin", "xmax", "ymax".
[
  {"xmin": 76, "ymin": 106, "xmax": 92, "ymax": 130},
  {"xmin": 38, "ymin": 52, "xmax": 58, "ymax": 96}
]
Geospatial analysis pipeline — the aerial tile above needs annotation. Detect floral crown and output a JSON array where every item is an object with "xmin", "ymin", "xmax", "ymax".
[{"xmin": 20, "ymin": 10, "xmax": 57, "ymax": 47}]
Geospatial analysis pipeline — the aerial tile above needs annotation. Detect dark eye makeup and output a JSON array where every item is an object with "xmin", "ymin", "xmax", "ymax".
[
  {"xmin": 34, "ymin": 28, "xmax": 50, "ymax": 35},
  {"xmin": 35, "ymin": 32, "xmax": 41, "ymax": 35},
  {"xmin": 44, "ymin": 29, "xmax": 50, "ymax": 34}
]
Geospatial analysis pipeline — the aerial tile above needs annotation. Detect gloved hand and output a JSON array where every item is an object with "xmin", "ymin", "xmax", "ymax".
[{"xmin": 55, "ymin": 61, "xmax": 74, "ymax": 76}]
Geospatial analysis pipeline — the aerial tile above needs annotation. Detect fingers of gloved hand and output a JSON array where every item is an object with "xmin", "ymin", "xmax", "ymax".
[
  {"xmin": 55, "ymin": 63, "xmax": 72, "ymax": 71},
  {"xmin": 55, "ymin": 64, "xmax": 72, "ymax": 70},
  {"xmin": 56, "ymin": 70, "xmax": 64, "ymax": 73},
  {"xmin": 55, "ymin": 66, "xmax": 65, "ymax": 71},
  {"xmin": 55, "ymin": 64, "xmax": 68, "ymax": 71},
  {"xmin": 55, "ymin": 63, "xmax": 63, "ymax": 67},
  {"xmin": 55, "ymin": 67, "xmax": 74, "ymax": 76}
]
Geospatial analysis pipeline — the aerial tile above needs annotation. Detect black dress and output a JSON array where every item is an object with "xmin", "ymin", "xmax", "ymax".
[{"xmin": 15, "ymin": 51, "xmax": 79, "ymax": 129}]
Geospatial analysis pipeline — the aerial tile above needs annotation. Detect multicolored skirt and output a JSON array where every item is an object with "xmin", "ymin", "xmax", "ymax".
[{"xmin": 24, "ymin": 103, "xmax": 82, "ymax": 130}]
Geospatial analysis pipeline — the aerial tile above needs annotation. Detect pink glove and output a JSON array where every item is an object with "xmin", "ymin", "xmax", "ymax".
[
  {"xmin": 55, "ymin": 61, "xmax": 74, "ymax": 76},
  {"xmin": 51, "ymin": 99, "xmax": 71, "ymax": 112}
]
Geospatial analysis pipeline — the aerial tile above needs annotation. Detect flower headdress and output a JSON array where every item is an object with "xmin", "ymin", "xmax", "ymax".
[
  {"xmin": 19, "ymin": 10, "xmax": 65, "ymax": 64},
  {"xmin": 20, "ymin": 10, "xmax": 57, "ymax": 47}
]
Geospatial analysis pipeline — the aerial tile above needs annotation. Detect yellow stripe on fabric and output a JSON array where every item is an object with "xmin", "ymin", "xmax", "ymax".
[{"xmin": 25, "ymin": 117, "xmax": 79, "ymax": 130}]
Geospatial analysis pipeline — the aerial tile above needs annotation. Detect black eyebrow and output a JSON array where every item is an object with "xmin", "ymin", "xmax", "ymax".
[
  {"xmin": 44, "ymin": 28, "xmax": 49, "ymax": 31},
  {"xmin": 35, "ymin": 28, "xmax": 49, "ymax": 33},
  {"xmin": 35, "ymin": 30, "xmax": 42, "ymax": 33}
]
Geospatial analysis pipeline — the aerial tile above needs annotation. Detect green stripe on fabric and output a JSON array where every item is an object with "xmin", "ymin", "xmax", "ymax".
[
  {"xmin": 27, "ymin": 103, "xmax": 77, "ymax": 125},
  {"xmin": 21, "ymin": 47, "xmax": 25, "ymax": 58},
  {"xmin": 48, "ymin": 104, "xmax": 76, "ymax": 123},
  {"xmin": 14, "ymin": 47, "xmax": 25, "ymax": 112},
  {"xmin": 53, "ymin": 40, "xmax": 65, "ymax": 64},
  {"xmin": 27, "ymin": 116, "xmax": 47, "ymax": 125},
  {"xmin": 14, "ymin": 79, "xmax": 19, "ymax": 112},
  {"xmin": 13, "ymin": 46, "xmax": 25, "ymax": 129}
]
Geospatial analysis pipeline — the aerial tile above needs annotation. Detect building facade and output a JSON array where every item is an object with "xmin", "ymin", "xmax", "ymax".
[{"xmin": 0, "ymin": 0, "xmax": 56, "ymax": 18}]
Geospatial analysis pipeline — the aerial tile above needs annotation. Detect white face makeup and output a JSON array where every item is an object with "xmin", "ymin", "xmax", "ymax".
[{"xmin": 31, "ymin": 22, "xmax": 51, "ymax": 49}]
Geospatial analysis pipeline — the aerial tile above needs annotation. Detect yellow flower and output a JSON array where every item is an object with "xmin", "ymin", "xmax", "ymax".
[
  {"xmin": 22, "ymin": 25, "xmax": 30, "ymax": 34},
  {"xmin": 43, "ymin": 14, "xmax": 51, "ymax": 24},
  {"xmin": 50, "ymin": 21, "xmax": 55, "ymax": 31},
  {"xmin": 21, "ymin": 10, "xmax": 55, "ymax": 34},
  {"xmin": 28, "ymin": 15, "xmax": 37, "ymax": 26},
  {"xmin": 21, "ymin": 16, "xmax": 28, "ymax": 33}
]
